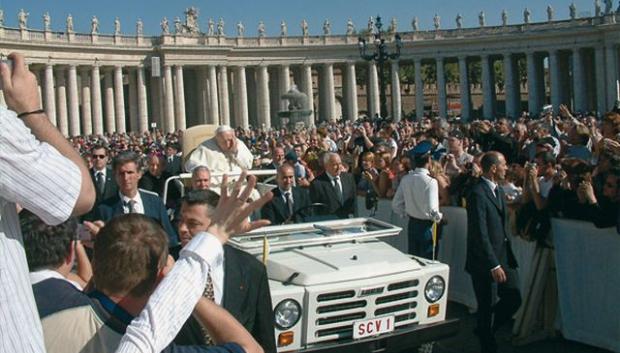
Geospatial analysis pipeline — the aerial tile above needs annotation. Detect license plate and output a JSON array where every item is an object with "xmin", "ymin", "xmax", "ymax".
[{"xmin": 352, "ymin": 315, "xmax": 395, "ymax": 339}]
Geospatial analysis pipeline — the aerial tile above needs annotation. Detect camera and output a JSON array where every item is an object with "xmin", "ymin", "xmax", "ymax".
[{"xmin": 525, "ymin": 161, "xmax": 537, "ymax": 169}]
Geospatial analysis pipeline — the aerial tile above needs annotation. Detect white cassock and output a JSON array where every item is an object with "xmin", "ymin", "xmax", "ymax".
[{"xmin": 185, "ymin": 137, "xmax": 255, "ymax": 193}]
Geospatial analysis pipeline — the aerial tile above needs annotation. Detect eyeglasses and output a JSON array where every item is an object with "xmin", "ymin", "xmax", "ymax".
[{"xmin": 92, "ymin": 154, "xmax": 107, "ymax": 159}]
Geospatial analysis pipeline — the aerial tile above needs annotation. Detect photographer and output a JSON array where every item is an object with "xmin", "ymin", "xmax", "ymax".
[{"xmin": 0, "ymin": 53, "xmax": 95, "ymax": 352}]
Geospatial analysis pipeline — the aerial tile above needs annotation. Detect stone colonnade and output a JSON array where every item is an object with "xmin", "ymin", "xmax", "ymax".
[{"xmin": 2, "ymin": 14, "xmax": 619, "ymax": 136}]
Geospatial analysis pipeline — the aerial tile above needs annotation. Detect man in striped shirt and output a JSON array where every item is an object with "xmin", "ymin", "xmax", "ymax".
[{"xmin": 0, "ymin": 53, "xmax": 96, "ymax": 353}]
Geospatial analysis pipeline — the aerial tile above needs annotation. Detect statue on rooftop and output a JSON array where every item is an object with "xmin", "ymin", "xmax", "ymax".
[
  {"xmin": 412, "ymin": 17, "xmax": 419, "ymax": 31},
  {"xmin": 174, "ymin": 17, "xmax": 182, "ymax": 34},
  {"xmin": 114, "ymin": 17, "xmax": 121, "ymax": 35},
  {"xmin": 161, "ymin": 17, "xmax": 169, "ymax": 34},
  {"xmin": 207, "ymin": 18, "xmax": 215, "ymax": 35},
  {"xmin": 605, "ymin": 0, "xmax": 613, "ymax": 14},
  {"xmin": 91, "ymin": 16, "xmax": 99, "ymax": 34},
  {"xmin": 217, "ymin": 18, "xmax": 225, "ymax": 36},
  {"xmin": 595, "ymin": 0, "xmax": 602, "ymax": 17},
  {"xmin": 66, "ymin": 14, "xmax": 74, "ymax": 33},
  {"xmin": 18, "ymin": 9, "xmax": 28, "ymax": 30},
  {"xmin": 0, "ymin": 9, "xmax": 4, "ymax": 27},
  {"xmin": 184, "ymin": 7, "xmax": 199, "ymax": 33},
  {"xmin": 346, "ymin": 18, "xmax": 355, "ymax": 35},
  {"xmin": 502, "ymin": 9, "xmax": 508, "ymax": 26},
  {"xmin": 389, "ymin": 17, "xmax": 397, "ymax": 33},
  {"xmin": 301, "ymin": 19, "xmax": 308, "ymax": 36},
  {"xmin": 280, "ymin": 20, "xmax": 287, "ymax": 36},
  {"xmin": 433, "ymin": 13, "xmax": 441, "ymax": 30},
  {"xmin": 236, "ymin": 21, "xmax": 244, "ymax": 37},
  {"xmin": 323, "ymin": 19, "xmax": 331, "ymax": 35},
  {"xmin": 570, "ymin": 3, "xmax": 577, "ymax": 19},
  {"xmin": 136, "ymin": 18, "xmax": 143, "ymax": 36},
  {"xmin": 456, "ymin": 14, "xmax": 463, "ymax": 29},
  {"xmin": 368, "ymin": 16, "xmax": 375, "ymax": 32},
  {"xmin": 478, "ymin": 11, "xmax": 486, "ymax": 27},
  {"xmin": 43, "ymin": 12, "xmax": 51, "ymax": 31},
  {"xmin": 547, "ymin": 5, "xmax": 554, "ymax": 21},
  {"xmin": 523, "ymin": 8, "xmax": 531, "ymax": 24},
  {"xmin": 257, "ymin": 21, "xmax": 265, "ymax": 37}
]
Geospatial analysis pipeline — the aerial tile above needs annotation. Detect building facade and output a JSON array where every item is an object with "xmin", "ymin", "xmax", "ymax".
[{"xmin": 1, "ymin": 7, "xmax": 619, "ymax": 136}]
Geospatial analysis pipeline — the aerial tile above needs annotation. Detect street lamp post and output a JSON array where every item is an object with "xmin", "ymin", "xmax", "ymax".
[{"xmin": 358, "ymin": 16, "xmax": 402, "ymax": 119}]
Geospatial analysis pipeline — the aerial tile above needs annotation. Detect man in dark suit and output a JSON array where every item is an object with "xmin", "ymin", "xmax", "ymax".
[
  {"xmin": 173, "ymin": 190, "xmax": 276, "ymax": 353},
  {"xmin": 309, "ymin": 152, "xmax": 356, "ymax": 219},
  {"xmin": 90, "ymin": 145, "xmax": 118, "ymax": 205},
  {"xmin": 165, "ymin": 142, "xmax": 183, "ymax": 175},
  {"xmin": 466, "ymin": 151, "xmax": 521, "ymax": 353},
  {"xmin": 93, "ymin": 151, "xmax": 178, "ymax": 246},
  {"xmin": 262, "ymin": 164, "xmax": 312, "ymax": 225}
]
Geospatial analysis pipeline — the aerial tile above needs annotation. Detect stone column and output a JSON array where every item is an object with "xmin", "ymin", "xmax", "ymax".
[
  {"xmin": 91, "ymin": 65, "xmax": 103, "ymax": 135},
  {"xmin": 114, "ymin": 65, "xmax": 126, "ymax": 133},
  {"xmin": 503, "ymin": 53, "xmax": 519, "ymax": 119},
  {"xmin": 257, "ymin": 65, "xmax": 271, "ymax": 129},
  {"xmin": 67, "ymin": 65, "xmax": 80, "ymax": 136},
  {"xmin": 44, "ymin": 64, "xmax": 57, "ymax": 126},
  {"xmin": 526, "ymin": 52, "xmax": 540, "ymax": 114},
  {"xmin": 436, "ymin": 57, "xmax": 447, "ymax": 118},
  {"xmin": 572, "ymin": 48, "xmax": 586, "ymax": 112},
  {"xmin": 80, "ymin": 69, "xmax": 93, "ymax": 136},
  {"xmin": 367, "ymin": 61, "xmax": 380, "ymax": 117},
  {"xmin": 279, "ymin": 64, "xmax": 291, "ymax": 112},
  {"xmin": 196, "ymin": 68, "xmax": 207, "ymax": 125},
  {"xmin": 481, "ymin": 54, "xmax": 494, "ymax": 119},
  {"xmin": 549, "ymin": 50, "xmax": 562, "ymax": 113},
  {"xmin": 458, "ymin": 56, "xmax": 471, "ymax": 121},
  {"xmin": 391, "ymin": 60, "xmax": 402, "ymax": 122},
  {"xmin": 207, "ymin": 65, "xmax": 219, "ymax": 124},
  {"xmin": 104, "ymin": 69, "xmax": 116, "ymax": 133},
  {"xmin": 605, "ymin": 44, "xmax": 619, "ymax": 110},
  {"xmin": 163, "ymin": 65, "xmax": 175, "ymax": 132},
  {"xmin": 414, "ymin": 58, "xmax": 424, "ymax": 120},
  {"xmin": 234, "ymin": 66, "xmax": 249, "ymax": 129},
  {"xmin": 344, "ymin": 61, "xmax": 358, "ymax": 122},
  {"xmin": 173, "ymin": 65, "xmax": 186, "ymax": 130},
  {"xmin": 128, "ymin": 68, "xmax": 138, "ymax": 132},
  {"xmin": 300, "ymin": 64, "xmax": 315, "ymax": 126},
  {"xmin": 594, "ymin": 47, "xmax": 607, "ymax": 114},
  {"xmin": 56, "ymin": 68, "xmax": 69, "ymax": 136},
  {"xmin": 137, "ymin": 66, "xmax": 148, "ymax": 133},
  {"xmin": 218, "ymin": 66, "xmax": 231, "ymax": 126},
  {"xmin": 322, "ymin": 63, "xmax": 336, "ymax": 121}
]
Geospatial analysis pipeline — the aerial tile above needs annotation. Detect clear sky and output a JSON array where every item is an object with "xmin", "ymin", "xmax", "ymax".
[{"xmin": 0, "ymin": 0, "xmax": 601, "ymax": 36}]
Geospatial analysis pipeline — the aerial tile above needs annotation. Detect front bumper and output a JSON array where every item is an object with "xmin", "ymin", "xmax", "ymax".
[{"xmin": 291, "ymin": 318, "xmax": 460, "ymax": 353}]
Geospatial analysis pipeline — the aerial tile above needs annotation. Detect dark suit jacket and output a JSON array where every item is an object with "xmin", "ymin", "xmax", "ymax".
[
  {"xmin": 94, "ymin": 190, "xmax": 178, "ymax": 246},
  {"xmin": 261, "ymin": 187, "xmax": 312, "ymax": 225},
  {"xmin": 309, "ymin": 172, "xmax": 357, "ymax": 219},
  {"xmin": 91, "ymin": 167, "xmax": 118, "ymax": 205},
  {"xmin": 465, "ymin": 180, "xmax": 517, "ymax": 275},
  {"xmin": 174, "ymin": 246, "xmax": 276, "ymax": 353},
  {"xmin": 165, "ymin": 155, "xmax": 183, "ymax": 176}
]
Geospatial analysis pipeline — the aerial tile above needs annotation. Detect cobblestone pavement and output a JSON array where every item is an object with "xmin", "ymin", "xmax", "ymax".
[{"xmin": 428, "ymin": 302, "xmax": 612, "ymax": 353}]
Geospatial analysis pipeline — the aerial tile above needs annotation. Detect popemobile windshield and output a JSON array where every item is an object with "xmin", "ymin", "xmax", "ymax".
[{"xmin": 230, "ymin": 217, "xmax": 459, "ymax": 353}]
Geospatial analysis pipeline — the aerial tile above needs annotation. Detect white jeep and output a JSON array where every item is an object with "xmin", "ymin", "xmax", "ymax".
[{"xmin": 230, "ymin": 217, "xmax": 459, "ymax": 353}]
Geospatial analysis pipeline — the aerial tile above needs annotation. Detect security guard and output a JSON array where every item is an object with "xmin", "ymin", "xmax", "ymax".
[{"xmin": 392, "ymin": 141, "xmax": 443, "ymax": 259}]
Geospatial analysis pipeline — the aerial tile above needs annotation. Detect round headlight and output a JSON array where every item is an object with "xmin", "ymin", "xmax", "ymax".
[
  {"xmin": 274, "ymin": 299, "xmax": 301, "ymax": 330},
  {"xmin": 424, "ymin": 276, "xmax": 445, "ymax": 303}
]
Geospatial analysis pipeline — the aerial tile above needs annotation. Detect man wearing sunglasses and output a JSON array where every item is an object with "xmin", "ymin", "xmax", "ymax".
[{"xmin": 90, "ymin": 144, "xmax": 118, "ymax": 205}]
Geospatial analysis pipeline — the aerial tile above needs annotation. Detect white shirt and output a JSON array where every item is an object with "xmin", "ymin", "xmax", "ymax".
[
  {"xmin": 93, "ymin": 167, "xmax": 107, "ymax": 180},
  {"xmin": 392, "ymin": 168, "xmax": 443, "ymax": 222},
  {"xmin": 115, "ymin": 232, "xmax": 224, "ymax": 353},
  {"xmin": 0, "ymin": 106, "xmax": 81, "ymax": 353},
  {"xmin": 120, "ymin": 192, "xmax": 144, "ymax": 214},
  {"xmin": 481, "ymin": 176, "xmax": 499, "ymax": 197},
  {"xmin": 29, "ymin": 269, "xmax": 82, "ymax": 291}
]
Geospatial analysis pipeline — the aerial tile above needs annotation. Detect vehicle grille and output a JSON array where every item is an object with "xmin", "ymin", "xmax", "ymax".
[{"xmin": 310, "ymin": 279, "xmax": 420, "ymax": 343}]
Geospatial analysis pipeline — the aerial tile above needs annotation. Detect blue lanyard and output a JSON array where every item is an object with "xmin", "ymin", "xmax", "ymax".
[{"xmin": 88, "ymin": 290, "xmax": 135, "ymax": 326}]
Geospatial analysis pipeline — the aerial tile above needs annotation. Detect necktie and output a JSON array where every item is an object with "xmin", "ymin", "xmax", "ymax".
[
  {"xmin": 284, "ymin": 192, "xmax": 294, "ymax": 218},
  {"xmin": 96, "ymin": 172, "xmax": 105, "ymax": 196},
  {"xmin": 333, "ymin": 176, "xmax": 343, "ymax": 203},
  {"xmin": 201, "ymin": 273, "xmax": 215, "ymax": 345},
  {"xmin": 124, "ymin": 200, "xmax": 136, "ymax": 214}
]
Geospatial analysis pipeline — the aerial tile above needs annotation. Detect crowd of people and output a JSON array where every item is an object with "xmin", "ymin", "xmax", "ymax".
[{"xmin": 2, "ymin": 50, "xmax": 620, "ymax": 353}]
